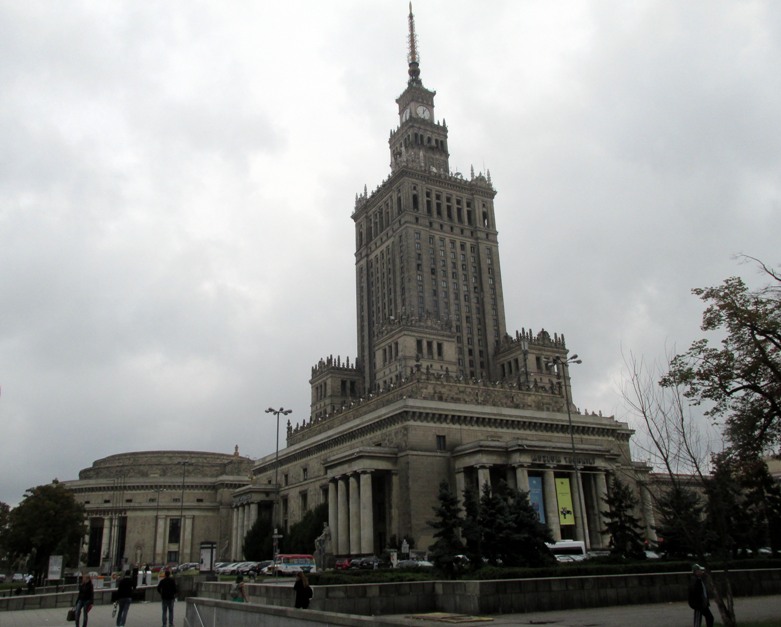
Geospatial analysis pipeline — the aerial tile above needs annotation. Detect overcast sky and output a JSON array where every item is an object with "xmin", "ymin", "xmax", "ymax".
[{"xmin": 1, "ymin": 0, "xmax": 779, "ymax": 506}]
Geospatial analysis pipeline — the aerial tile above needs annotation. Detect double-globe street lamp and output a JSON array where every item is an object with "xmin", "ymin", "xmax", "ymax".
[
  {"xmin": 265, "ymin": 406, "xmax": 292, "ymax": 561},
  {"xmin": 546, "ymin": 354, "xmax": 587, "ymax": 549}
]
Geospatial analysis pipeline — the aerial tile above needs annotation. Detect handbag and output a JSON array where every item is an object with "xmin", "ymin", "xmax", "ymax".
[
  {"xmin": 112, "ymin": 602, "xmax": 118, "ymax": 617},
  {"xmin": 66, "ymin": 608, "xmax": 76, "ymax": 622}
]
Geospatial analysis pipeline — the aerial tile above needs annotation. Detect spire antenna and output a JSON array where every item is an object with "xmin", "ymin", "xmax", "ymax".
[{"xmin": 407, "ymin": 2, "xmax": 421, "ymax": 85}]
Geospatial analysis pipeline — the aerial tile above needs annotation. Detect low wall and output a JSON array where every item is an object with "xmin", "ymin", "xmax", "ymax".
[
  {"xmin": 198, "ymin": 569, "xmax": 781, "ymax": 616},
  {"xmin": 185, "ymin": 597, "xmax": 410, "ymax": 627},
  {"xmin": 199, "ymin": 579, "xmax": 438, "ymax": 615},
  {"xmin": 0, "ymin": 584, "xmax": 158, "ymax": 612}
]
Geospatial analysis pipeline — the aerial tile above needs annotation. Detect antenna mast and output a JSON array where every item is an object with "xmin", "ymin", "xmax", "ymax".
[{"xmin": 407, "ymin": 2, "xmax": 421, "ymax": 85}]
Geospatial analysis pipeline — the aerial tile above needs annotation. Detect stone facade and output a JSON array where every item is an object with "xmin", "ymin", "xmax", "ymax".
[
  {"xmin": 233, "ymin": 6, "xmax": 657, "ymax": 561},
  {"xmin": 64, "ymin": 450, "xmax": 252, "ymax": 570}
]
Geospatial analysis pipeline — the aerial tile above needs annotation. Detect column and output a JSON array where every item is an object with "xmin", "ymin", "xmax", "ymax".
[
  {"xmin": 349, "ymin": 474, "xmax": 361, "ymax": 554},
  {"xmin": 337, "ymin": 476, "xmax": 349, "ymax": 555},
  {"xmin": 109, "ymin": 516, "xmax": 120, "ymax": 565},
  {"xmin": 98, "ymin": 517, "xmax": 110, "ymax": 564},
  {"xmin": 249, "ymin": 502, "xmax": 259, "ymax": 530},
  {"xmin": 360, "ymin": 471, "xmax": 374, "ymax": 555},
  {"xmin": 571, "ymin": 471, "xmax": 587, "ymax": 543},
  {"xmin": 237, "ymin": 506, "xmax": 246, "ymax": 559},
  {"xmin": 328, "ymin": 480, "xmax": 338, "ymax": 554},
  {"xmin": 543, "ymin": 468, "xmax": 561, "ymax": 541},
  {"xmin": 232, "ymin": 507, "xmax": 241, "ymax": 560},
  {"xmin": 155, "ymin": 516, "xmax": 166, "ymax": 563},
  {"xmin": 477, "ymin": 465, "xmax": 491, "ymax": 494},
  {"xmin": 640, "ymin": 482, "xmax": 658, "ymax": 543},
  {"xmin": 455, "ymin": 469, "xmax": 465, "ymax": 509},
  {"xmin": 515, "ymin": 465, "xmax": 530, "ymax": 493},
  {"xmin": 595, "ymin": 472, "xmax": 610, "ymax": 548},
  {"xmin": 182, "ymin": 515, "xmax": 193, "ymax": 562},
  {"xmin": 389, "ymin": 472, "xmax": 400, "ymax": 541}
]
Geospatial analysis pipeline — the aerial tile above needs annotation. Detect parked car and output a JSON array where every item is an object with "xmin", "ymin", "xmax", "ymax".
[
  {"xmin": 11, "ymin": 573, "xmax": 26, "ymax": 583},
  {"xmin": 216, "ymin": 562, "xmax": 242, "ymax": 575},
  {"xmin": 248, "ymin": 561, "xmax": 272, "ymax": 576},
  {"xmin": 174, "ymin": 562, "xmax": 199, "ymax": 572},
  {"xmin": 396, "ymin": 559, "xmax": 434, "ymax": 569},
  {"xmin": 334, "ymin": 557, "xmax": 352, "ymax": 570},
  {"xmin": 238, "ymin": 562, "xmax": 260, "ymax": 576},
  {"xmin": 546, "ymin": 540, "xmax": 588, "ymax": 562},
  {"xmin": 0, "ymin": 574, "xmax": 6, "ymax": 583},
  {"xmin": 351, "ymin": 556, "xmax": 386, "ymax": 569}
]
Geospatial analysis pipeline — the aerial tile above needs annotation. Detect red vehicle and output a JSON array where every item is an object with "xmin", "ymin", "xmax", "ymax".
[{"xmin": 334, "ymin": 557, "xmax": 352, "ymax": 570}]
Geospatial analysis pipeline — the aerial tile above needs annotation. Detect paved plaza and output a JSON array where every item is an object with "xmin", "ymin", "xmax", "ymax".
[{"xmin": 1, "ymin": 595, "xmax": 781, "ymax": 627}]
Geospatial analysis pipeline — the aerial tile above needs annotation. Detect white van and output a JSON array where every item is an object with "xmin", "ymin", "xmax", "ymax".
[{"xmin": 546, "ymin": 540, "xmax": 587, "ymax": 562}]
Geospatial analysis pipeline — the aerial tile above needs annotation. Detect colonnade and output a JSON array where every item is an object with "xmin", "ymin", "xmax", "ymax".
[
  {"xmin": 230, "ymin": 501, "xmax": 259, "ymax": 560},
  {"xmin": 455, "ymin": 464, "xmax": 651, "ymax": 549},
  {"xmin": 327, "ymin": 471, "xmax": 388, "ymax": 556}
]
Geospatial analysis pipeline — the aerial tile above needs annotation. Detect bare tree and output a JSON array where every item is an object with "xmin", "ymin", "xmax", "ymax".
[{"xmin": 621, "ymin": 351, "xmax": 736, "ymax": 627}]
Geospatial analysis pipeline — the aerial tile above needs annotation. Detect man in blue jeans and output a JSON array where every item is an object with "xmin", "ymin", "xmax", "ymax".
[
  {"xmin": 114, "ymin": 571, "xmax": 135, "ymax": 627},
  {"xmin": 157, "ymin": 569, "xmax": 178, "ymax": 627}
]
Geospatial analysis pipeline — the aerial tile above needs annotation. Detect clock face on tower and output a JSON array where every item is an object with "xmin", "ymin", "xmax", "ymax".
[
  {"xmin": 416, "ymin": 105, "xmax": 431, "ymax": 119},
  {"xmin": 402, "ymin": 107, "xmax": 411, "ymax": 122}
]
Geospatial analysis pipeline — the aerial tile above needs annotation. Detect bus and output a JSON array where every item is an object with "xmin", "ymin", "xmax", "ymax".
[
  {"xmin": 271, "ymin": 554, "xmax": 317, "ymax": 575},
  {"xmin": 546, "ymin": 541, "xmax": 587, "ymax": 562}
]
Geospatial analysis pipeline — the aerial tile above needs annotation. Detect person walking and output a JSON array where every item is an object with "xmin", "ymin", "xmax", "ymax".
[
  {"xmin": 73, "ymin": 572, "xmax": 94, "ymax": 627},
  {"xmin": 157, "ymin": 569, "xmax": 178, "ymax": 627},
  {"xmin": 115, "ymin": 570, "xmax": 135, "ymax": 626},
  {"xmin": 293, "ymin": 571, "xmax": 313, "ymax": 609},
  {"xmin": 688, "ymin": 564, "xmax": 715, "ymax": 627}
]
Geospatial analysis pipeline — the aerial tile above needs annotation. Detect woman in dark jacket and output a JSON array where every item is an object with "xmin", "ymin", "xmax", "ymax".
[
  {"xmin": 115, "ymin": 570, "xmax": 135, "ymax": 627},
  {"xmin": 293, "ymin": 571, "xmax": 312, "ymax": 609},
  {"xmin": 73, "ymin": 572, "xmax": 94, "ymax": 627}
]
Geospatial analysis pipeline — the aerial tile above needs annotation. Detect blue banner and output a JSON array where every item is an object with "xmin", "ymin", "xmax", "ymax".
[{"xmin": 528, "ymin": 476, "xmax": 545, "ymax": 523}]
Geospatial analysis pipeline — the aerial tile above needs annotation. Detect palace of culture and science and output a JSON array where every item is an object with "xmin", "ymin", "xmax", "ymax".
[
  {"xmin": 67, "ymin": 7, "xmax": 655, "ymax": 569},
  {"xmin": 232, "ymin": 7, "xmax": 655, "ymax": 561}
]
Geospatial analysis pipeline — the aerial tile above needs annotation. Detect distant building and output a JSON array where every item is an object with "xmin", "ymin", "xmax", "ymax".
[
  {"xmin": 229, "ymin": 6, "xmax": 656, "ymax": 561},
  {"xmin": 64, "ymin": 450, "xmax": 252, "ymax": 570}
]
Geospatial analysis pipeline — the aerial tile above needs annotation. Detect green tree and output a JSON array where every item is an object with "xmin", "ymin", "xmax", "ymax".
[
  {"xmin": 460, "ymin": 488, "xmax": 482, "ymax": 566},
  {"xmin": 5, "ymin": 481, "xmax": 86, "ymax": 575},
  {"xmin": 468, "ymin": 481, "xmax": 553, "ymax": 568},
  {"xmin": 0, "ymin": 501, "xmax": 10, "ymax": 560},
  {"xmin": 655, "ymin": 484, "xmax": 707, "ymax": 559},
  {"xmin": 663, "ymin": 259, "xmax": 781, "ymax": 457},
  {"xmin": 427, "ymin": 480, "xmax": 465, "ymax": 577},
  {"xmin": 243, "ymin": 514, "xmax": 274, "ymax": 561},
  {"xmin": 495, "ymin": 482, "xmax": 554, "ymax": 567},
  {"xmin": 285, "ymin": 503, "xmax": 328, "ymax": 554},
  {"xmin": 705, "ymin": 452, "xmax": 781, "ymax": 557},
  {"xmin": 601, "ymin": 477, "xmax": 645, "ymax": 559},
  {"xmin": 477, "ymin": 482, "xmax": 506, "ymax": 566}
]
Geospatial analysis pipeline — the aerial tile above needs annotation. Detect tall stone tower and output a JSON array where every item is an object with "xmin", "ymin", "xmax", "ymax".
[
  {"xmin": 352, "ymin": 5, "xmax": 507, "ymax": 393},
  {"xmin": 264, "ymin": 4, "xmax": 655, "ymax": 558},
  {"xmin": 310, "ymin": 5, "xmax": 572, "ymax": 422}
]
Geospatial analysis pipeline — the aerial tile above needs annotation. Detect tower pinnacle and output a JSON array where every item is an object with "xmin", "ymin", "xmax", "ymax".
[{"xmin": 407, "ymin": 3, "xmax": 421, "ymax": 85}]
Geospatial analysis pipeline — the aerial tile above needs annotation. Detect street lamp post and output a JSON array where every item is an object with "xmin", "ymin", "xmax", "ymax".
[
  {"xmin": 177, "ymin": 460, "xmax": 192, "ymax": 564},
  {"xmin": 547, "ymin": 354, "xmax": 587, "ymax": 549},
  {"xmin": 265, "ymin": 406, "xmax": 292, "ymax": 559}
]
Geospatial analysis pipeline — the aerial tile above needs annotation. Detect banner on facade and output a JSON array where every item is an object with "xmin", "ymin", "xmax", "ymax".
[
  {"xmin": 528, "ymin": 476, "xmax": 545, "ymax": 523},
  {"xmin": 555, "ymin": 478, "xmax": 575, "ymax": 526}
]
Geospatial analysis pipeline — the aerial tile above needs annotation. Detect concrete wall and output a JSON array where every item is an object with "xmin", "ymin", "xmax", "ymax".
[
  {"xmin": 0, "ymin": 584, "xmax": 158, "ymax": 612},
  {"xmin": 199, "ymin": 569, "xmax": 781, "ymax": 616},
  {"xmin": 185, "ymin": 597, "xmax": 409, "ymax": 627}
]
